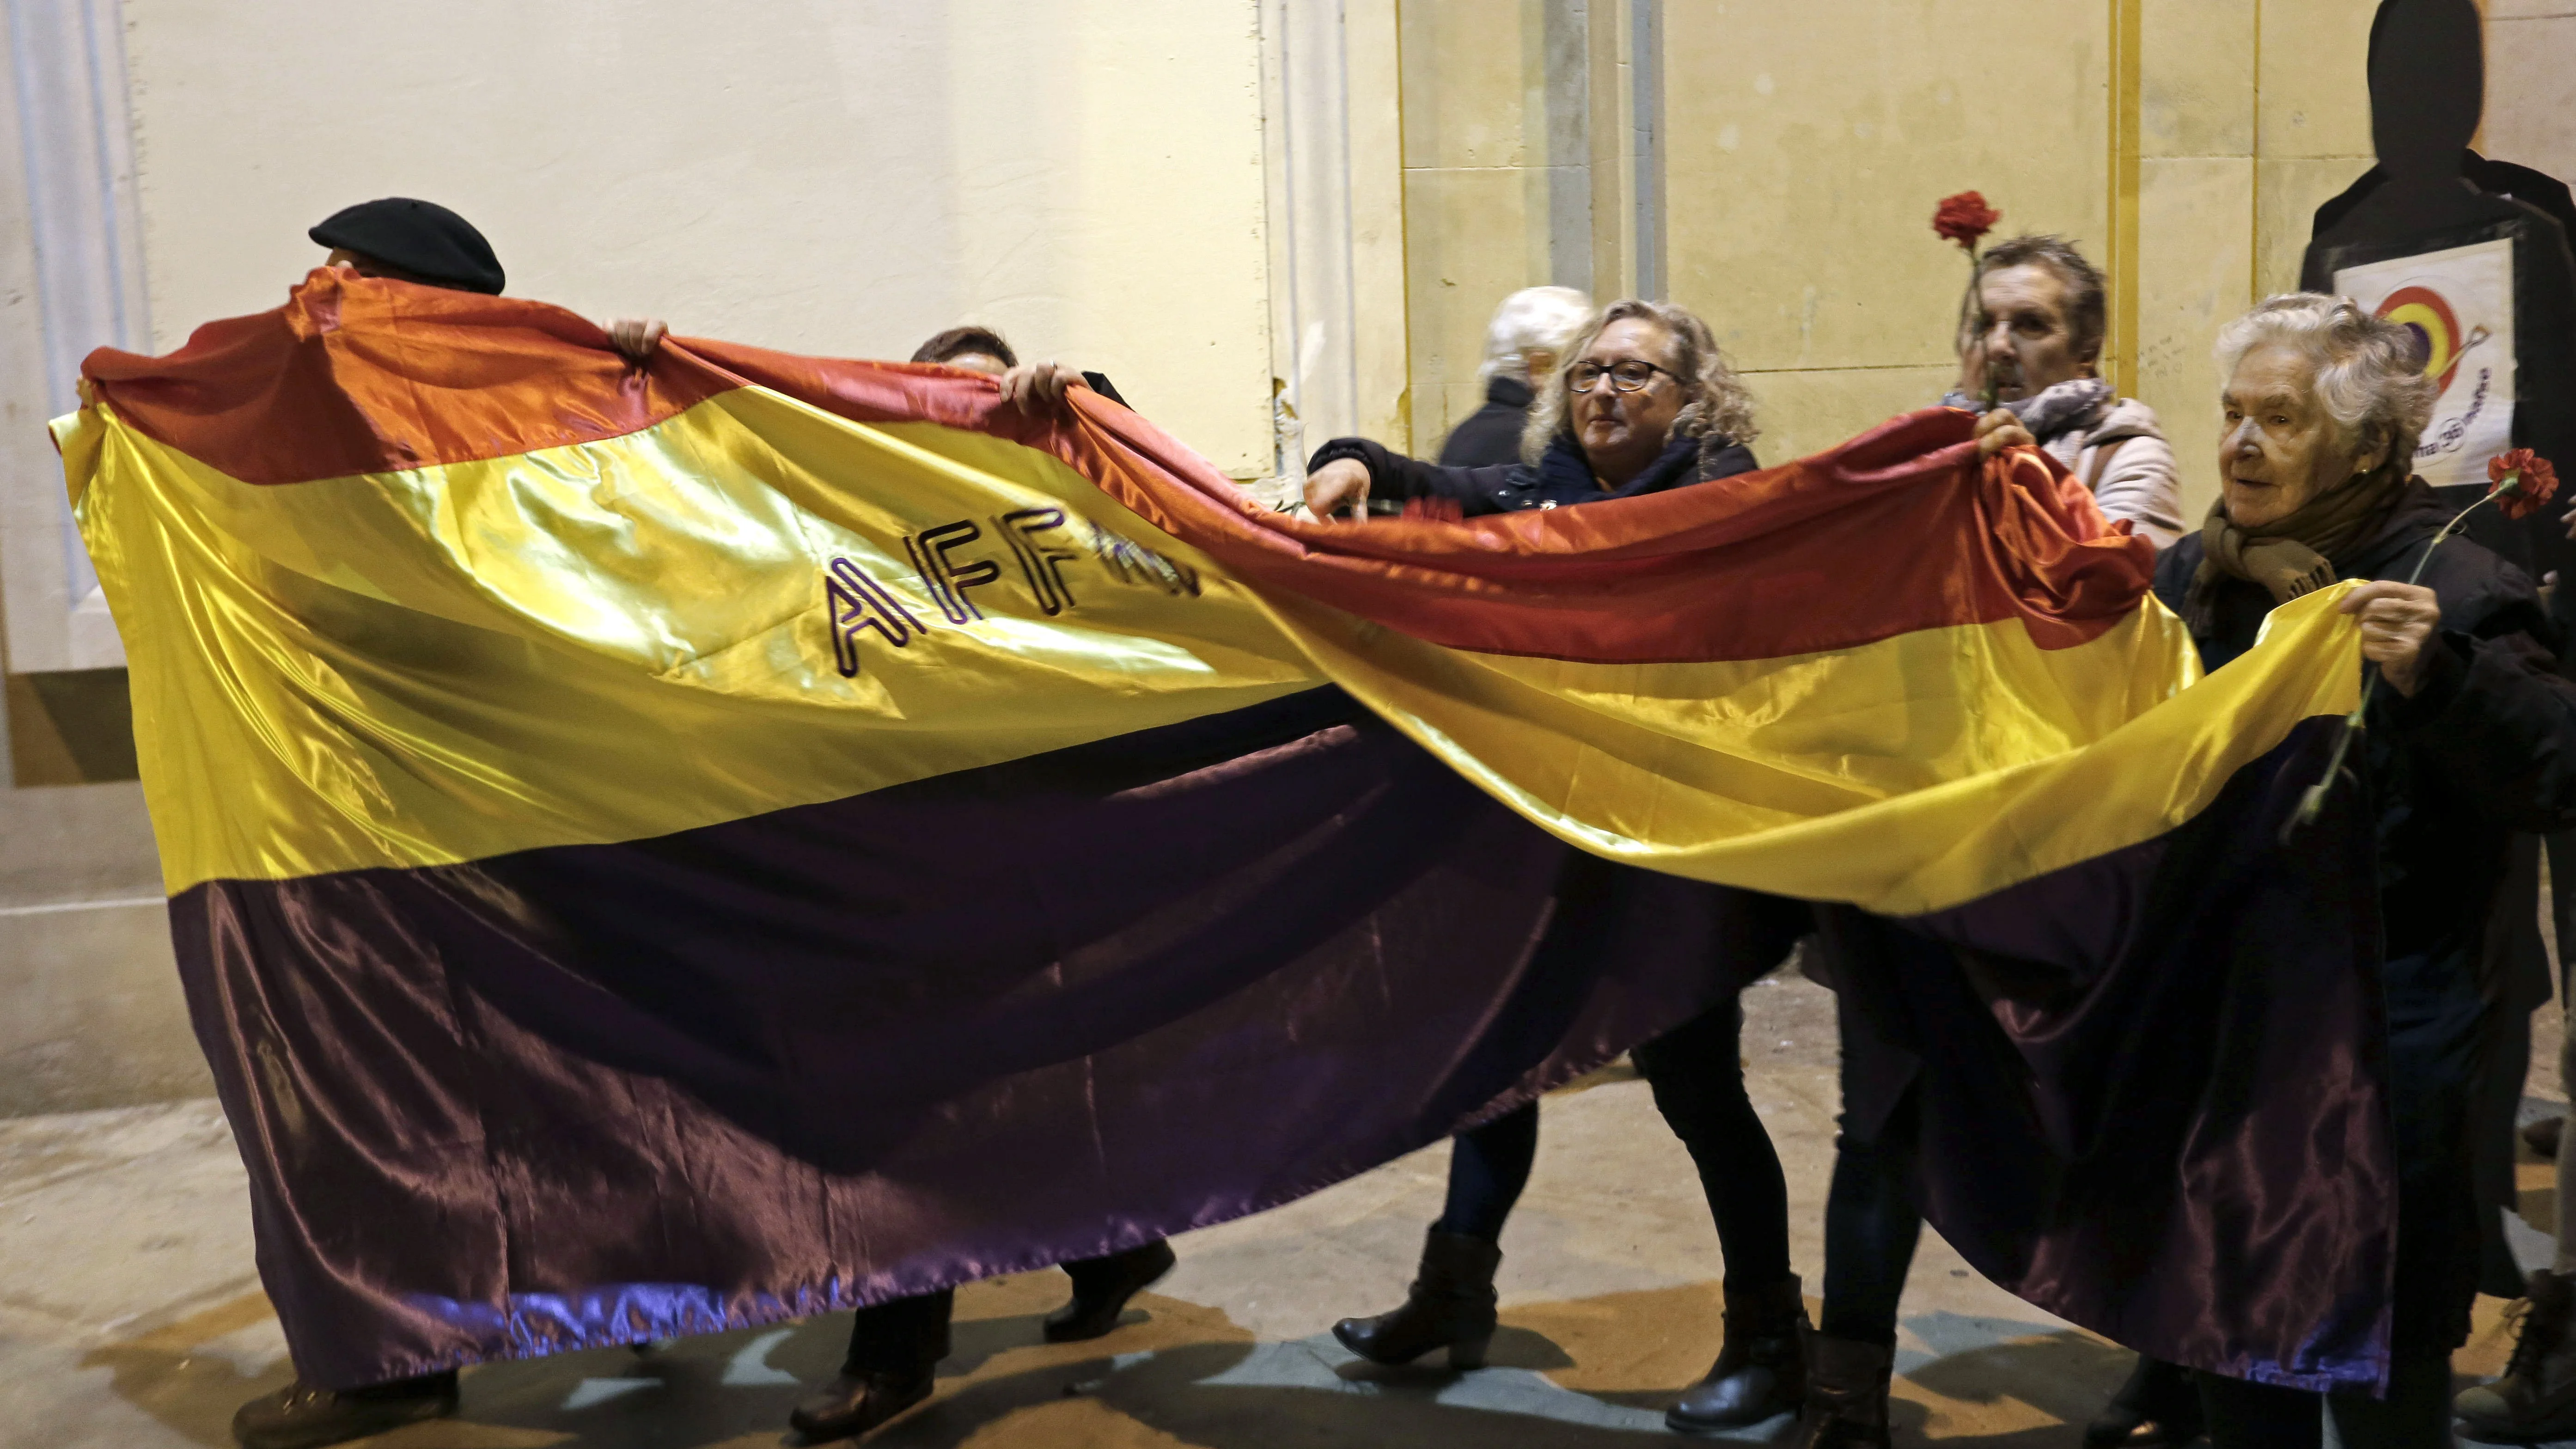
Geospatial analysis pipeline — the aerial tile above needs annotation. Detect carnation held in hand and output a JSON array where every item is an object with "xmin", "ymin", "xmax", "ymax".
[{"xmin": 2487, "ymin": 448, "xmax": 2561, "ymax": 521}]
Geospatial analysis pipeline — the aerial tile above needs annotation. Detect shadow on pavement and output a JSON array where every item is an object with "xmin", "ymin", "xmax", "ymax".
[{"xmin": 82, "ymin": 1273, "xmax": 2141, "ymax": 1447}]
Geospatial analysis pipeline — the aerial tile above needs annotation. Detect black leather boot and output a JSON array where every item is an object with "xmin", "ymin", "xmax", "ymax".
[
  {"xmin": 790, "ymin": 1289, "xmax": 949, "ymax": 1442},
  {"xmin": 1789, "ymin": 1333, "xmax": 1892, "ymax": 1449},
  {"xmin": 1046, "ymin": 1238, "xmax": 1178, "ymax": 1343},
  {"xmin": 2085, "ymin": 1355, "xmax": 2203, "ymax": 1445},
  {"xmin": 231, "ymin": 1370, "xmax": 458, "ymax": 1449},
  {"xmin": 1331, "ymin": 1229, "xmax": 1502, "ymax": 1369},
  {"xmin": 1667, "ymin": 1277, "xmax": 1810, "ymax": 1433},
  {"xmin": 787, "ymin": 1366, "xmax": 934, "ymax": 1443}
]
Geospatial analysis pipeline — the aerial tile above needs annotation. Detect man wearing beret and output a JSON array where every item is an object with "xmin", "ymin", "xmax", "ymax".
[
  {"xmin": 222, "ymin": 196, "xmax": 575, "ymax": 1449},
  {"xmin": 306, "ymin": 196, "xmax": 655, "ymax": 361},
  {"xmin": 307, "ymin": 195, "xmax": 507, "ymax": 294}
]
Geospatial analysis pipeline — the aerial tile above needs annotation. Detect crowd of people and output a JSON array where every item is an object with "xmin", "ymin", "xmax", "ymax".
[
  {"xmin": 1302, "ymin": 247, "xmax": 2576, "ymax": 1449},
  {"xmin": 195, "ymin": 199, "xmax": 2576, "ymax": 1449}
]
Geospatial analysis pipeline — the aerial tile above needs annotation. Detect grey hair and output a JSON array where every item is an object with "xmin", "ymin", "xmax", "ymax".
[
  {"xmin": 1978, "ymin": 234, "xmax": 2108, "ymax": 363},
  {"xmin": 2213, "ymin": 293, "xmax": 2437, "ymax": 471},
  {"xmin": 1477, "ymin": 285, "xmax": 1594, "ymax": 384},
  {"xmin": 1521, "ymin": 299, "xmax": 1760, "ymax": 464}
]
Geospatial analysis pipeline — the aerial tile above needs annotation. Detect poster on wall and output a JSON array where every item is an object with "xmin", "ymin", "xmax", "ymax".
[{"xmin": 2334, "ymin": 238, "xmax": 2517, "ymax": 490}]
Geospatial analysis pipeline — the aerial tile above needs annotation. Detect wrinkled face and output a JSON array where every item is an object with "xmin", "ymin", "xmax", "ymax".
[
  {"xmin": 2217, "ymin": 343, "xmax": 2381, "ymax": 529},
  {"xmin": 1570, "ymin": 318, "xmax": 1686, "ymax": 461},
  {"xmin": 324, "ymin": 246, "xmax": 403, "ymax": 280},
  {"xmin": 943, "ymin": 351, "xmax": 1010, "ymax": 377},
  {"xmin": 1972, "ymin": 263, "xmax": 2090, "ymax": 402},
  {"xmin": 322, "ymin": 246, "xmax": 441, "ymax": 288}
]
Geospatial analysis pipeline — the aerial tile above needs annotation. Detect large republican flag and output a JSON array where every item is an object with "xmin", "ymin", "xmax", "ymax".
[{"xmin": 62, "ymin": 271, "xmax": 2388, "ymax": 1393}]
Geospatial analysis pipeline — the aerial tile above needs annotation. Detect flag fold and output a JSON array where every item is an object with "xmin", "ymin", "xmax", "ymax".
[{"xmin": 63, "ymin": 272, "xmax": 2389, "ymax": 1392}]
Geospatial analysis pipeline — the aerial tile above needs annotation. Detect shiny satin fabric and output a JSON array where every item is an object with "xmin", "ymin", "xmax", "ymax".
[
  {"xmin": 697, "ymin": 337, "xmax": 2159, "ymax": 660},
  {"xmin": 165, "ymin": 693, "xmax": 2391, "ymax": 1394},
  {"xmin": 175, "ymin": 690, "xmax": 1796, "ymax": 1388},
  {"xmin": 1890, "ymin": 718, "xmax": 2395, "ymax": 1391},
  {"xmin": 60, "ymin": 386, "xmax": 2354, "ymax": 916},
  {"xmin": 1281, "ymin": 587, "xmax": 2357, "ymax": 915},
  {"xmin": 63, "ymin": 286, "xmax": 2396, "ymax": 1392},
  {"xmin": 62, "ymin": 393, "xmax": 1321, "ymax": 893},
  {"xmin": 72, "ymin": 269, "xmax": 732, "ymax": 484}
]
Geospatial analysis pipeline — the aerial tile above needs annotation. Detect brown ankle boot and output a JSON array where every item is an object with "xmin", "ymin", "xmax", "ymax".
[
  {"xmin": 1790, "ymin": 1332, "xmax": 1892, "ymax": 1449},
  {"xmin": 1666, "ymin": 1277, "xmax": 1810, "ymax": 1433},
  {"xmin": 2458, "ymin": 1269, "xmax": 2576, "ymax": 1440}
]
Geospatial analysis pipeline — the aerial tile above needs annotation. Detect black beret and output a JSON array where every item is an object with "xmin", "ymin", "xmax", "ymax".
[{"xmin": 308, "ymin": 197, "xmax": 505, "ymax": 294}]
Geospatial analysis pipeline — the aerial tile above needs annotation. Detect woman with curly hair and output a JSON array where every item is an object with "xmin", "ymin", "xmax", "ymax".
[
  {"xmin": 1304, "ymin": 298, "xmax": 1759, "ymax": 518},
  {"xmin": 1302, "ymin": 300, "xmax": 1812, "ymax": 1437}
]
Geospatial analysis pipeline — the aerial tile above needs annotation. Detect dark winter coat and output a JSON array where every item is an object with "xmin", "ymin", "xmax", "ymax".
[
  {"xmin": 2155, "ymin": 481, "xmax": 2576, "ymax": 971},
  {"xmin": 2154, "ymin": 478, "xmax": 2576, "ymax": 1356},
  {"xmin": 1435, "ymin": 375, "xmax": 1535, "ymax": 469},
  {"xmin": 1309, "ymin": 428, "xmax": 1758, "ymax": 518}
]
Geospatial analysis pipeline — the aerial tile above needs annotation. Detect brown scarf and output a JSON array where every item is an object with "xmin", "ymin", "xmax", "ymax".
[{"xmin": 2184, "ymin": 466, "xmax": 2405, "ymax": 632}]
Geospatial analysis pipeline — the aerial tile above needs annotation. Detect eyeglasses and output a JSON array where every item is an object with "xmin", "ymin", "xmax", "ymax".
[{"xmin": 1566, "ymin": 359, "xmax": 1675, "ymax": 394}]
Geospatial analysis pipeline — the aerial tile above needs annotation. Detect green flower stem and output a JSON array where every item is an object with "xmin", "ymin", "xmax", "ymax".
[
  {"xmin": 1954, "ymin": 244, "xmax": 1999, "ymax": 413},
  {"xmin": 2279, "ymin": 483, "xmax": 2514, "ymax": 843}
]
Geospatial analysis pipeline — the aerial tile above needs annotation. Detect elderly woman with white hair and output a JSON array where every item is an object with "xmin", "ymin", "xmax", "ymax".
[
  {"xmin": 1435, "ymin": 285, "xmax": 1595, "ymax": 469},
  {"xmin": 2130, "ymin": 293, "xmax": 2576, "ymax": 1449}
]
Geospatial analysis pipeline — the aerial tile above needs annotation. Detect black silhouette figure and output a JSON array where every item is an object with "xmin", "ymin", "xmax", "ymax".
[
  {"xmin": 2301, "ymin": 0, "xmax": 2576, "ymax": 563},
  {"xmin": 2299, "ymin": 0, "xmax": 2576, "ymax": 1318},
  {"xmin": 2305, "ymin": 0, "xmax": 2576, "ymax": 268}
]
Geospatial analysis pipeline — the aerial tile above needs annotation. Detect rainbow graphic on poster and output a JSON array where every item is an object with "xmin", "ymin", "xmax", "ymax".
[{"xmin": 2334, "ymin": 237, "xmax": 2517, "ymax": 489}]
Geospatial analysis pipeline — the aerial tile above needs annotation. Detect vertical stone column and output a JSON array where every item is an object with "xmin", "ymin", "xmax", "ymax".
[
  {"xmin": 1656, "ymin": 2, "xmax": 2110, "ymax": 462},
  {"xmin": 2130, "ymin": 0, "xmax": 2258, "ymax": 519},
  {"xmin": 1387, "ymin": 0, "xmax": 1605, "ymax": 456},
  {"xmin": 1258, "ymin": 0, "xmax": 1413, "ymax": 473},
  {"xmin": 2127, "ymin": 0, "xmax": 2373, "ymax": 522},
  {"xmin": 0, "ymin": 0, "xmax": 144, "ymax": 676}
]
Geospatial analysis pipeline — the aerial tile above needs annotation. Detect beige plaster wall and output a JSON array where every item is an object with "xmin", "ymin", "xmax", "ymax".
[
  {"xmin": 2134, "ymin": 0, "xmax": 2375, "ymax": 523},
  {"xmin": 1663, "ymin": 0, "xmax": 2376, "ymax": 496},
  {"xmin": 1398, "ymin": 0, "xmax": 1593, "ymax": 453},
  {"xmin": 1392, "ymin": 1, "xmax": 2381, "ymax": 497},
  {"xmin": 116, "ymin": 0, "xmax": 1276, "ymax": 476},
  {"xmin": 4, "ymin": 1, "xmax": 1280, "ymax": 1116},
  {"xmin": 2486, "ymin": 1, "xmax": 2576, "ymax": 191},
  {"xmin": 0, "ymin": 685, "xmax": 182, "ymax": 1113},
  {"xmin": 1660, "ymin": 1, "xmax": 2110, "ymax": 467}
]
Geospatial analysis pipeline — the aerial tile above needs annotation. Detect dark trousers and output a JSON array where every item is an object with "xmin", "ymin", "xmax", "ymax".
[
  {"xmin": 1807, "ymin": 904, "xmax": 1932, "ymax": 1348},
  {"xmin": 1817, "ymin": 1085, "xmax": 1922, "ymax": 1347},
  {"xmin": 841, "ymin": 1247, "xmax": 1158, "ymax": 1373},
  {"xmin": 1433, "ymin": 999, "xmax": 1795, "ymax": 1291},
  {"xmin": 844, "ymin": 1288, "xmax": 953, "ymax": 1374},
  {"xmin": 2380, "ymin": 946, "xmax": 2493, "ymax": 1360},
  {"xmin": 2197, "ymin": 1357, "xmax": 2453, "ymax": 1449}
]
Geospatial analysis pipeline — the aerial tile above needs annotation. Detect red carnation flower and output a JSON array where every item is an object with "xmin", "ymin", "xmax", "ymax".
[
  {"xmin": 2489, "ymin": 448, "xmax": 2561, "ymax": 521},
  {"xmin": 1933, "ymin": 191, "xmax": 1999, "ymax": 251}
]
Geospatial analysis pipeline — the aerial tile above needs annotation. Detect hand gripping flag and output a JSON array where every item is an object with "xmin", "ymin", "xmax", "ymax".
[{"xmin": 61, "ymin": 271, "xmax": 2389, "ymax": 1392}]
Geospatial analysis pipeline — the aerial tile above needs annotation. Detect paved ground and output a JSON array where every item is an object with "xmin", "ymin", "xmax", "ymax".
[{"xmin": 0, "ymin": 969, "xmax": 2559, "ymax": 1448}]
